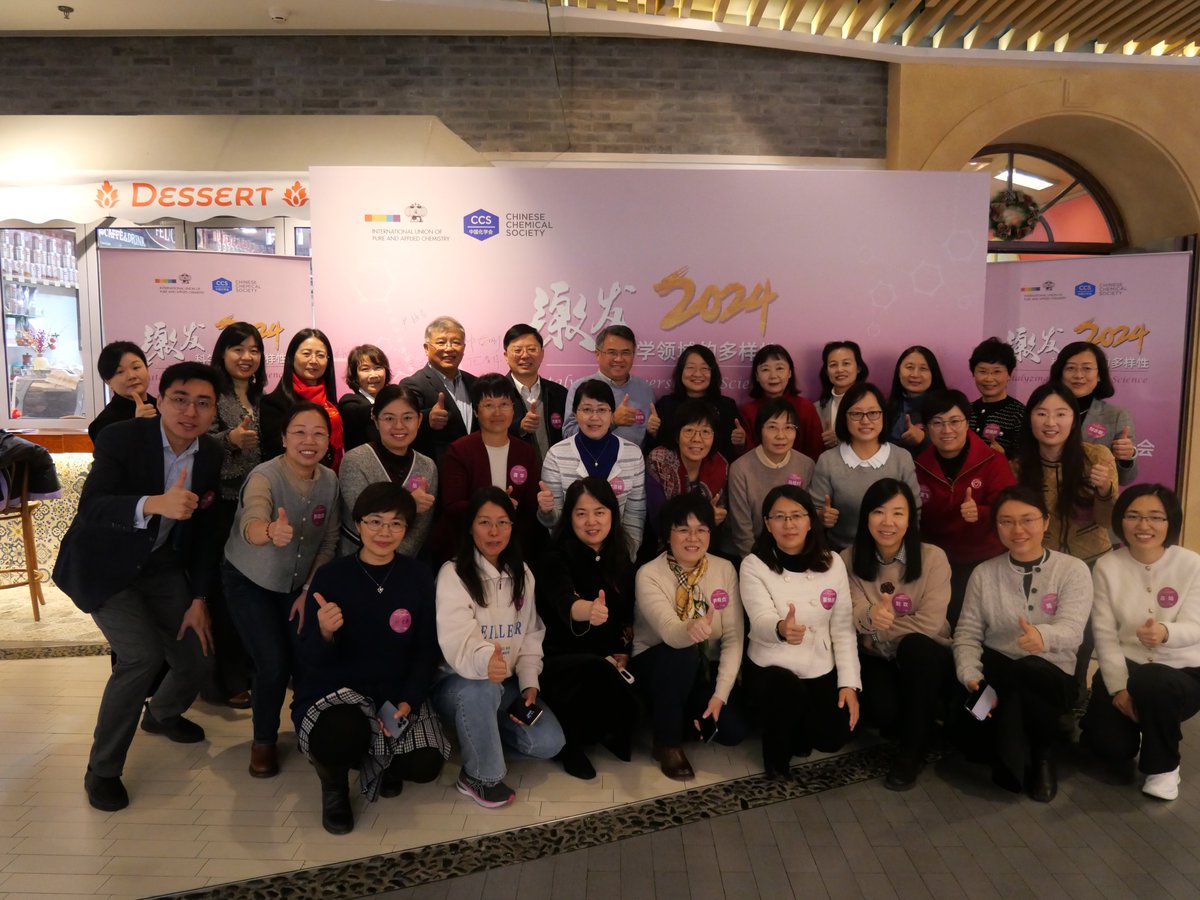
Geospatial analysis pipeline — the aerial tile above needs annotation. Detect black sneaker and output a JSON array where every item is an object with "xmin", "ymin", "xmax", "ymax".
[
  {"xmin": 557, "ymin": 744, "xmax": 597, "ymax": 780},
  {"xmin": 84, "ymin": 768, "xmax": 129, "ymax": 811},
  {"xmin": 140, "ymin": 705, "xmax": 205, "ymax": 743},
  {"xmin": 455, "ymin": 771, "xmax": 515, "ymax": 809}
]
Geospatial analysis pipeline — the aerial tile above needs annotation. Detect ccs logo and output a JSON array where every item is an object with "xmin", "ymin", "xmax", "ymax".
[
  {"xmin": 212, "ymin": 277, "xmax": 233, "ymax": 295},
  {"xmin": 1075, "ymin": 282, "xmax": 1096, "ymax": 299},
  {"xmin": 464, "ymin": 209, "xmax": 499, "ymax": 242}
]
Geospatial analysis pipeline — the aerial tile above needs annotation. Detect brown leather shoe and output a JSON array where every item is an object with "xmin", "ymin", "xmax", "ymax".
[
  {"xmin": 653, "ymin": 744, "xmax": 694, "ymax": 780},
  {"xmin": 226, "ymin": 691, "xmax": 252, "ymax": 710},
  {"xmin": 249, "ymin": 742, "xmax": 279, "ymax": 778}
]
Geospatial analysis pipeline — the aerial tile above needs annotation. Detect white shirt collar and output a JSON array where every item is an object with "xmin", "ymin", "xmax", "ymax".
[
  {"xmin": 840, "ymin": 441, "xmax": 891, "ymax": 469},
  {"xmin": 510, "ymin": 372, "xmax": 541, "ymax": 403}
]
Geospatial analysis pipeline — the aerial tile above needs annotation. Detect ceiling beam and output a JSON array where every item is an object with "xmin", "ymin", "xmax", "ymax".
[
  {"xmin": 843, "ymin": 0, "xmax": 888, "ymax": 40},
  {"xmin": 1001, "ymin": 0, "xmax": 1088, "ymax": 50},
  {"xmin": 874, "ymin": 0, "xmax": 923, "ymax": 43},
  {"xmin": 746, "ymin": 0, "xmax": 770, "ymax": 27},
  {"xmin": 711, "ymin": 0, "xmax": 730, "ymax": 23},
  {"xmin": 1031, "ymin": 0, "xmax": 1140, "ymax": 50},
  {"xmin": 810, "ymin": 0, "xmax": 842, "ymax": 35},
  {"xmin": 935, "ymin": 0, "xmax": 1004, "ymax": 48}
]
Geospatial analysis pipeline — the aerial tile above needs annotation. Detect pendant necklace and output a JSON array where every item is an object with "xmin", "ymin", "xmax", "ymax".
[{"xmin": 358, "ymin": 558, "xmax": 397, "ymax": 595}]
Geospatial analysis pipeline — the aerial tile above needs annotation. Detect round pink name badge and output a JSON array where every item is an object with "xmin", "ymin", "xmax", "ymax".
[
  {"xmin": 1041, "ymin": 592, "xmax": 1059, "ymax": 615},
  {"xmin": 1086, "ymin": 422, "xmax": 1108, "ymax": 439},
  {"xmin": 198, "ymin": 490, "xmax": 216, "ymax": 509},
  {"xmin": 970, "ymin": 477, "xmax": 983, "ymax": 490},
  {"xmin": 1158, "ymin": 587, "xmax": 1179, "ymax": 609},
  {"xmin": 389, "ymin": 609, "xmax": 412, "ymax": 633},
  {"xmin": 634, "ymin": 408, "xmax": 646, "ymax": 425},
  {"xmin": 509, "ymin": 464, "xmax": 528, "ymax": 485},
  {"xmin": 311, "ymin": 504, "xmax": 327, "ymax": 526},
  {"xmin": 820, "ymin": 588, "xmax": 837, "ymax": 610},
  {"xmin": 550, "ymin": 412, "xmax": 563, "ymax": 429},
  {"xmin": 610, "ymin": 476, "xmax": 625, "ymax": 496},
  {"xmin": 892, "ymin": 593, "xmax": 913, "ymax": 616},
  {"xmin": 711, "ymin": 589, "xmax": 730, "ymax": 611},
  {"xmin": 919, "ymin": 486, "xmax": 931, "ymax": 503},
  {"xmin": 982, "ymin": 422, "xmax": 1001, "ymax": 440}
]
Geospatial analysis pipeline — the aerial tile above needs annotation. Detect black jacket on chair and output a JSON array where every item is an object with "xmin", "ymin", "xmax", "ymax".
[{"xmin": 52, "ymin": 417, "xmax": 224, "ymax": 614}]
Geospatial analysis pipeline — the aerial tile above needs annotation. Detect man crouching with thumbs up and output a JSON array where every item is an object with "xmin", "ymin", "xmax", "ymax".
[{"xmin": 55, "ymin": 363, "xmax": 225, "ymax": 812}]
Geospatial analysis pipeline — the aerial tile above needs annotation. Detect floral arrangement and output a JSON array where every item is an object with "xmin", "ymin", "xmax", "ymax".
[
  {"xmin": 16, "ymin": 327, "xmax": 58, "ymax": 355},
  {"xmin": 989, "ymin": 189, "xmax": 1041, "ymax": 241}
]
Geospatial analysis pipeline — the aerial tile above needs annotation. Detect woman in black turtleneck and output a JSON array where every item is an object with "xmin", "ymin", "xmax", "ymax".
[
  {"xmin": 338, "ymin": 384, "xmax": 437, "ymax": 562},
  {"xmin": 87, "ymin": 341, "xmax": 157, "ymax": 444},
  {"xmin": 1050, "ymin": 342, "xmax": 1138, "ymax": 486}
]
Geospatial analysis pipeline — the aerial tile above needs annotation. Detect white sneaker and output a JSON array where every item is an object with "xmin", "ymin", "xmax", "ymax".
[{"xmin": 1142, "ymin": 767, "xmax": 1181, "ymax": 800}]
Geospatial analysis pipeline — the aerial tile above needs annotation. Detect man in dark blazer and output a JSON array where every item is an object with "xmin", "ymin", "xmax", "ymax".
[
  {"xmin": 503, "ymin": 323, "xmax": 568, "ymax": 460},
  {"xmin": 54, "ymin": 362, "xmax": 225, "ymax": 811},
  {"xmin": 400, "ymin": 315, "xmax": 478, "ymax": 463}
]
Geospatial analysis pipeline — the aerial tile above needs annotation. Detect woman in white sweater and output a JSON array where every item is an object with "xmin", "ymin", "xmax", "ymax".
[
  {"xmin": 433, "ymin": 487, "xmax": 565, "ymax": 809},
  {"xmin": 741, "ymin": 484, "xmax": 860, "ymax": 779},
  {"xmin": 1081, "ymin": 485, "xmax": 1200, "ymax": 800}
]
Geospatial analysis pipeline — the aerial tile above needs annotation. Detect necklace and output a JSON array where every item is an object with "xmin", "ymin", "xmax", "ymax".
[{"xmin": 357, "ymin": 557, "xmax": 397, "ymax": 594}]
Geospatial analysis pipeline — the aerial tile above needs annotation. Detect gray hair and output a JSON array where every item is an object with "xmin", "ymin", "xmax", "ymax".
[{"xmin": 424, "ymin": 316, "xmax": 466, "ymax": 340}]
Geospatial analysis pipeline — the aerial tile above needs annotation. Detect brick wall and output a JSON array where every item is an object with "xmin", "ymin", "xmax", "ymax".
[{"xmin": 0, "ymin": 35, "xmax": 886, "ymax": 157}]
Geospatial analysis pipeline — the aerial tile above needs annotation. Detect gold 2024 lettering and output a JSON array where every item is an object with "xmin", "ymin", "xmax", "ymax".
[
  {"xmin": 1075, "ymin": 318, "xmax": 1149, "ymax": 354},
  {"xmin": 654, "ymin": 267, "xmax": 777, "ymax": 335}
]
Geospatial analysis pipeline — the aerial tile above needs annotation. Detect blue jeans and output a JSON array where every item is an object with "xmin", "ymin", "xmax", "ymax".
[
  {"xmin": 222, "ymin": 561, "xmax": 295, "ymax": 744},
  {"xmin": 432, "ymin": 674, "xmax": 565, "ymax": 784}
]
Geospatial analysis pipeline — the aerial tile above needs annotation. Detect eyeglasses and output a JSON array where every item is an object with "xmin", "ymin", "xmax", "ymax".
[
  {"xmin": 378, "ymin": 412, "xmax": 419, "ymax": 427},
  {"xmin": 847, "ymin": 410, "xmax": 883, "ymax": 422},
  {"xmin": 766, "ymin": 512, "xmax": 809, "ymax": 525},
  {"xmin": 670, "ymin": 526, "xmax": 711, "ymax": 538},
  {"xmin": 164, "ymin": 394, "xmax": 215, "ymax": 412},
  {"xmin": 762, "ymin": 423, "xmax": 797, "ymax": 434},
  {"xmin": 507, "ymin": 344, "xmax": 541, "ymax": 357},
  {"xmin": 682, "ymin": 365, "xmax": 711, "ymax": 376},
  {"xmin": 680, "ymin": 426, "xmax": 714, "ymax": 440},
  {"xmin": 360, "ymin": 517, "xmax": 407, "ymax": 533},
  {"xmin": 1122, "ymin": 513, "xmax": 1169, "ymax": 525},
  {"xmin": 576, "ymin": 405, "xmax": 612, "ymax": 417},
  {"xmin": 997, "ymin": 516, "xmax": 1044, "ymax": 529},
  {"xmin": 431, "ymin": 338, "xmax": 465, "ymax": 350},
  {"xmin": 1062, "ymin": 364, "xmax": 1097, "ymax": 375},
  {"xmin": 927, "ymin": 416, "xmax": 967, "ymax": 430},
  {"xmin": 601, "ymin": 349, "xmax": 634, "ymax": 359},
  {"xmin": 296, "ymin": 350, "xmax": 328, "ymax": 361},
  {"xmin": 475, "ymin": 517, "xmax": 513, "ymax": 531}
]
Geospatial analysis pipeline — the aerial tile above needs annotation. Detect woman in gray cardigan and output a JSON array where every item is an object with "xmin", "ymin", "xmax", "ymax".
[{"xmin": 952, "ymin": 484, "xmax": 1092, "ymax": 803}]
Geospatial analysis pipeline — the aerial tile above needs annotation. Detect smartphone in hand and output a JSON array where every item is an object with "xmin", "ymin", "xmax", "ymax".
[
  {"xmin": 378, "ymin": 701, "xmax": 412, "ymax": 739},
  {"xmin": 506, "ymin": 695, "xmax": 544, "ymax": 726},
  {"xmin": 964, "ymin": 682, "xmax": 997, "ymax": 721}
]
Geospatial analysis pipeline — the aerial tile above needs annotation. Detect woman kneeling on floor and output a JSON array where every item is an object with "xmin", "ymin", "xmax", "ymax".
[{"xmin": 293, "ymin": 482, "xmax": 448, "ymax": 835}]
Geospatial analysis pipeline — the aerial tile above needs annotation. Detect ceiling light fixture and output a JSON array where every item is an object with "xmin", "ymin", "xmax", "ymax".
[{"xmin": 995, "ymin": 169, "xmax": 1055, "ymax": 191}]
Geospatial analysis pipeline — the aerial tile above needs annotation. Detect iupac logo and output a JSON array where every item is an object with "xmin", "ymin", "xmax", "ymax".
[
  {"xmin": 405, "ymin": 202, "xmax": 428, "ymax": 223},
  {"xmin": 95, "ymin": 179, "xmax": 119, "ymax": 210},
  {"xmin": 180, "ymin": 273, "xmax": 192, "ymax": 284},
  {"xmin": 464, "ymin": 209, "xmax": 499, "ymax": 242},
  {"xmin": 1075, "ymin": 281, "xmax": 1097, "ymax": 299},
  {"xmin": 212, "ymin": 277, "xmax": 233, "ymax": 295}
]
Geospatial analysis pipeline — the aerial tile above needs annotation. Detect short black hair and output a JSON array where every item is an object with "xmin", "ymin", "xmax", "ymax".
[
  {"xmin": 572, "ymin": 378, "xmax": 616, "ymax": 412},
  {"xmin": 991, "ymin": 484, "xmax": 1049, "ymax": 525},
  {"xmin": 749, "ymin": 344, "xmax": 797, "ymax": 399},
  {"xmin": 97, "ymin": 341, "xmax": 147, "ymax": 382},
  {"xmin": 665, "ymin": 398, "xmax": 720, "ymax": 457},
  {"xmin": 850, "ymin": 478, "xmax": 922, "ymax": 582},
  {"xmin": 834, "ymin": 382, "xmax": 888, "ymax": 444},
  {"xmin": 158, "ymin": 362, "xmax": 220, "ymax": 398},
  {"xmin": 749, "ymin": 485, "xmax": 832, "ymax": 574},
  {"xmin": 753, "ymin": 396, "xmax": 799, "ymax": 441},
  {"xmin": 503, "ymin": 323, "xmax": 544, "ymax": 350},
  {"xmin": 818, "ymin": 341, "xmax": 869, "ymax": 403},
  {"xmin": 470, "ymin": 372, "xmax": 519, "ymax": 410},
  {"xmin": 670, "ymin": 345, "xmax": 722, "ymax": 401},
  {"xmin": 596, "ymin": 325, "xmax": 636, "ymax": 348},
  {"xmin": 353, "ymin": 480, "xmax": 417, "ymax": 527},
  {"xmin": 969, "ymin": 337, "xmax": 1016, "ymax": 374},
  {"xmin": 1049, "ymin": 341, "xmax": 1115, "ymax": 400},
  {"xmin": 372, "ymin": 384, "xmax": 424, "ymax": 418},
  {"xmin": 283, "ymin": 400, "xmax": 332, "ymax": 436},
  {"xmin": 659, "ymin": 492, "xmax": 716, "ymax": 539},
  {"xmin": 345, "ymin": 344, "xmax": 392, "ymax": 392},
  {"xmin": 1113, "ymin": 483, "xmax": 1182, "ymax": 549},
  {"xmin": 921, "ymin": 389, "xmax": 971, "ymax": 424}
]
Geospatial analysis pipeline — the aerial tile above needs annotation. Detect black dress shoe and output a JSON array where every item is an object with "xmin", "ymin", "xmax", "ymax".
[
  {"xmin": 314, "ymin": 762, "xmax": 354, "ymax": 834},
  {"xmin": 380, "ymin": 760, "xmax": 404, "ymax": 799},
  {"xmin": 84, "ymin": 768, "xmax": 129, "ymax": 811},
  {"xmin": 600, "ymin": 730, "xmax": 632, "ymax": 763},
  {"xmin": 884, "ymin": 755, "xmax": 923, "ymax": 792},
  {"xmin": 653, "ymin": 745, "xmax": 694, "ymax": 780},
  {"xmin": 1028, "ymin": 757, "xmax": 1057, "ymax": 803},
  {"xmin": 557, "ymin": 744, "xmax": 597, "ymax": 780},
  {"xmin": 140, "ymin": 705, "xmax": 205, "ymax": 743}
]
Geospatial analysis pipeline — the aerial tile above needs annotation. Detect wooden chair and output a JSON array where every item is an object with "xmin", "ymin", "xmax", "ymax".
[{"xmin": 0, "ymin": 463, "xmax": 45, "ymax": 621}]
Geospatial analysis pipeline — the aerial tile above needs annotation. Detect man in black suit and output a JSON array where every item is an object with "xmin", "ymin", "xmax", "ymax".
[
  {"xmin": 400, "ymin": 315, "xmax": 478, "ymax": 463},
  {"xmin": 503, "ymin": 323, "xmax": 568, "ymax": 460},
  {"xmin": 54, "ymin": 362, "xmax": 225, "ymax": 811}
]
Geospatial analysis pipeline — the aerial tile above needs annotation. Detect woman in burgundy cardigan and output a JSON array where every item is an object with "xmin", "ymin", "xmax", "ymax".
[{"xmin": 432, "ymin": 373, "xmax": 542, "ymax": 563}]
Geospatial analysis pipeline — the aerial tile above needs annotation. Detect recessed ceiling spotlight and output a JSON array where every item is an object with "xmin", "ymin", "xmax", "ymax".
[{"xmin": 57, "ymin": 5, "xmax": 73, "ymax": 19}]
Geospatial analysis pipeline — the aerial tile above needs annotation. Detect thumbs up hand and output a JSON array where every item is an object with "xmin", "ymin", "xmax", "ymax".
[
  {"xmin": 133, "ymin": 391, "xmax": 158, "ymax": 419},
  {"xmin": 686, "ymin": 606, "xmax": 715, "ymax": 644},
  {"xmin": 778, "ymin": 602, "xmax": 807, "ymax": 645},
  {"xmin": 429, "ymin": 391, "xmax": 450, "ymax": 430},
  {"xmin": 613, "ymin": 393, "xmax": 636, "ymax": 427},
  {"xmin": 314, "ymin": 591, "xmax": 344, "ymax": 640},
  {"xmin": 1112, "ymin": 425, "xmax": 1136, "ymax": 461},
  {"xmin": 1016, "ymin": 616, "xmax": 1045, "ymax": 655},
  {"xmin": 152, "ymin": 467, "xmax": 199, "ymax": 521},
  {"xmin": 1136, "ymin": 616, "xmax": 1167, "ymax": 649},
  {"xmin": 870, "ymin": 589, "xmax": 896, "ymax": 632},
  {"xmin": 821, "ymin": 425, "xmax": 838, "ymax": 449},
  {"xmin": 1089, "ymin": 460, "xmax": 1116, "ymax": 493},
  {"xmin": 230, "ymin": 413, "xmax": 259, "ymax": 450},
  {"xmin": 731, "ymin": 419, "xmax": 747, "ymax": 447},
  {"xmin": 820, "ymin": 494, "xmax": 839, "ymax": 528},
  {"xmin": 960, "ymin": 486, "xmax": 979, "ymax": 523},
  {"xmin": 519, "ymin": 397, "xmax": 541, "ymax": 434},
  {"xmin": 410, "ymin": 483, "xmax": 435, "ymax": 513},
  {"xmin": 589, "ymin": 589, "xmax": 609, "ymax": 626},
  {"xmin": 506, "ymin": 484, "xmax": 519, "ymax": 509},
  {"xmin": 487, "ymin": 641, "xmax": 508, "ymax": 683},
  {"xmin": 537, "ymin": 480, "xmax": 556, "ymax": 515},
  {"xmin": 646, "ymin": 402, "xmax": 661, "ymax": 437},
  {"xmin": 901, "ymin": 414, "xmax": 925, "ymax": 447},
  {"xmin": 268, "ymin": 506, "xmax": 294, "ymax": 547}
]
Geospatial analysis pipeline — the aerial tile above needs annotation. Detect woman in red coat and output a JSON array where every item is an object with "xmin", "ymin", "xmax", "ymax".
[{"xmin": 738, "ymin": 344, "xmax": 824, "ymax": 462}]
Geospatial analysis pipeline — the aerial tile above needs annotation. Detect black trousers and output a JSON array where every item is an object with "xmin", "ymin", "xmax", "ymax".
[
  {"xmin": 307, "ymin": 704, "xmax": 442, "ymax": 782},
  {"xmin": 859, "ymin": 633, "xmax": 955, "ymax": 762},
  {"xmin": 947, "ymin": 561, "xmax": 980, "ymax": 630},
  {"xmin": 200, "ymin": 497, "xmax": 251, "ymax": 701},
  {"xmin": 629, "ymin": 642, "xmax": 748, "ymax": 747},
  {"xmin": 743, "ymin": 660, "xmax": 851, "ymax": 772},
  {"xmin": 1081, "ymin": 662, "xmax": 1200, "ymax": 776},
  {"xmin": 540, "ymin": 652, "xmax": 639, "ymax": 748}
]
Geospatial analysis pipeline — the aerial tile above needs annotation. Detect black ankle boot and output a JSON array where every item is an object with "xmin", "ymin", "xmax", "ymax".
[
  {"xmin": 1027, "ymin": 753, "xmax": 1057, "ymax": 804},
  {"xmin": 313, "ymin": 762, "xmax": 354, "ymax": 834}
]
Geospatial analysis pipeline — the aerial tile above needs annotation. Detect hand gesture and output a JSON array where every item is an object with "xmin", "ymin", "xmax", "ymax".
[
  {"xmin": 1089, "ymin": 461, "xmax": 1115, "ymax": 492},
  {"xmin": 133, "ymin": 392, "xmax": 158, "ymax": 419},
  {"xmin": 314, "ymin": 591, "xmax": 343, "ymax": 640},
  {"xmin": 288, "ymin": 588, "xmax": 308, "ymax": 634},
  {"xmin": 410, "ymin": 485, "xmax": 435, "ymax": 514},
  {"xmin": 176, "ymin": 597, "xmax": 213, "ymax": 656},
  {"xmin": 1136, "ymin": 617, "xmax": 1167, "ymax": 649},
  {"xmin": 646, "ymin": 403, "xmax": 661, "ymax": 437},
  {"xmin": 230, "ymin": 413, "xmax": 258, "ymax": 451},
  {"xmin": 157, "ymin": 468, "xmax": 199, "ymax": 521},
  {"xmin": 731, "ymin": 419, "xmax": 747, "ymax": 447},
  {"xmin": 820, "ymin": 494, "xmax": 839, "ymax": 528},
  {"xmin": 536, "ymin": 480, "xmax": 556, "ymax": 514},
  {"xmin": 428, "ymin": 392, "xmax": 450, "ymax": 430},
  {"xmin": 1112, "ymin": 689, "xmax": 1139, "ymax": 722},
  {"xmin": 1016, "ymin": 616, "xmax": 1045, "ymax": 655},
  {"xmin": 589, "ymin": 589, "xmax": 609, "ymax": 626},
  {"xmin": 693, "ymin": 696, "xmax": 724, "ymax": 734},
  {"xmin": 487, "ymin": 641, "xmax": 507, "ymax": 683},
  {"xmin": 870, "ymin": 591, "xmax": 895, "ymax": 632},
  {"xmin": 1111, "ymin": 426, "xmax": 1136, "ymax": 462},
  {"xmin": 686, "ymin": 606, "xmax": 715, "ymax": 645},
  {"xmin": 839, "ymin": 687, "xmax": 859, "ymax": 730},
  {"xmin": 901, "ymin": 415, "xmax": 925, "ymax": 447},
  {"xmin": 519, "ymin": 398, "xmax": 541, "ymax": 434},
  {"xmin": 613, "ymin": 394, "xmax": 636, "ymax": 427},
  {"xmin": 966, "ymin": 679, "xmax": 998, "ymax": 716},
  {"xmin": 268, "ymin": 507, "xmax": 294, "ymax": 547},
  {"xmin": 960, "ymin": 486, "xmax": 978, "ymax": 523},
  {"xmin": 821, "ymin": 426, "xmax": 838, "ymax": 449},
  {"xmin": 778, "ymin": 603, "xmax": 807, "ymax": 645},
  {"xmin": 505, "ymin": 485, "xmax": 519, "ymax": 509},
  {"xmin": 711, "ymin": 491, "xmax": 727, "ymax": 527}
]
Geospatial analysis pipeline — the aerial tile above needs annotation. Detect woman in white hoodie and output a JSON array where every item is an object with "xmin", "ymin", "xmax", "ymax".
[
  {"xmin": 433, "ymin": 487, "xmax": 565, "ymax": 809},
  {"xmin": 1081, "ymin": 485, "xmax": 1200, "ymax": 801}
]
